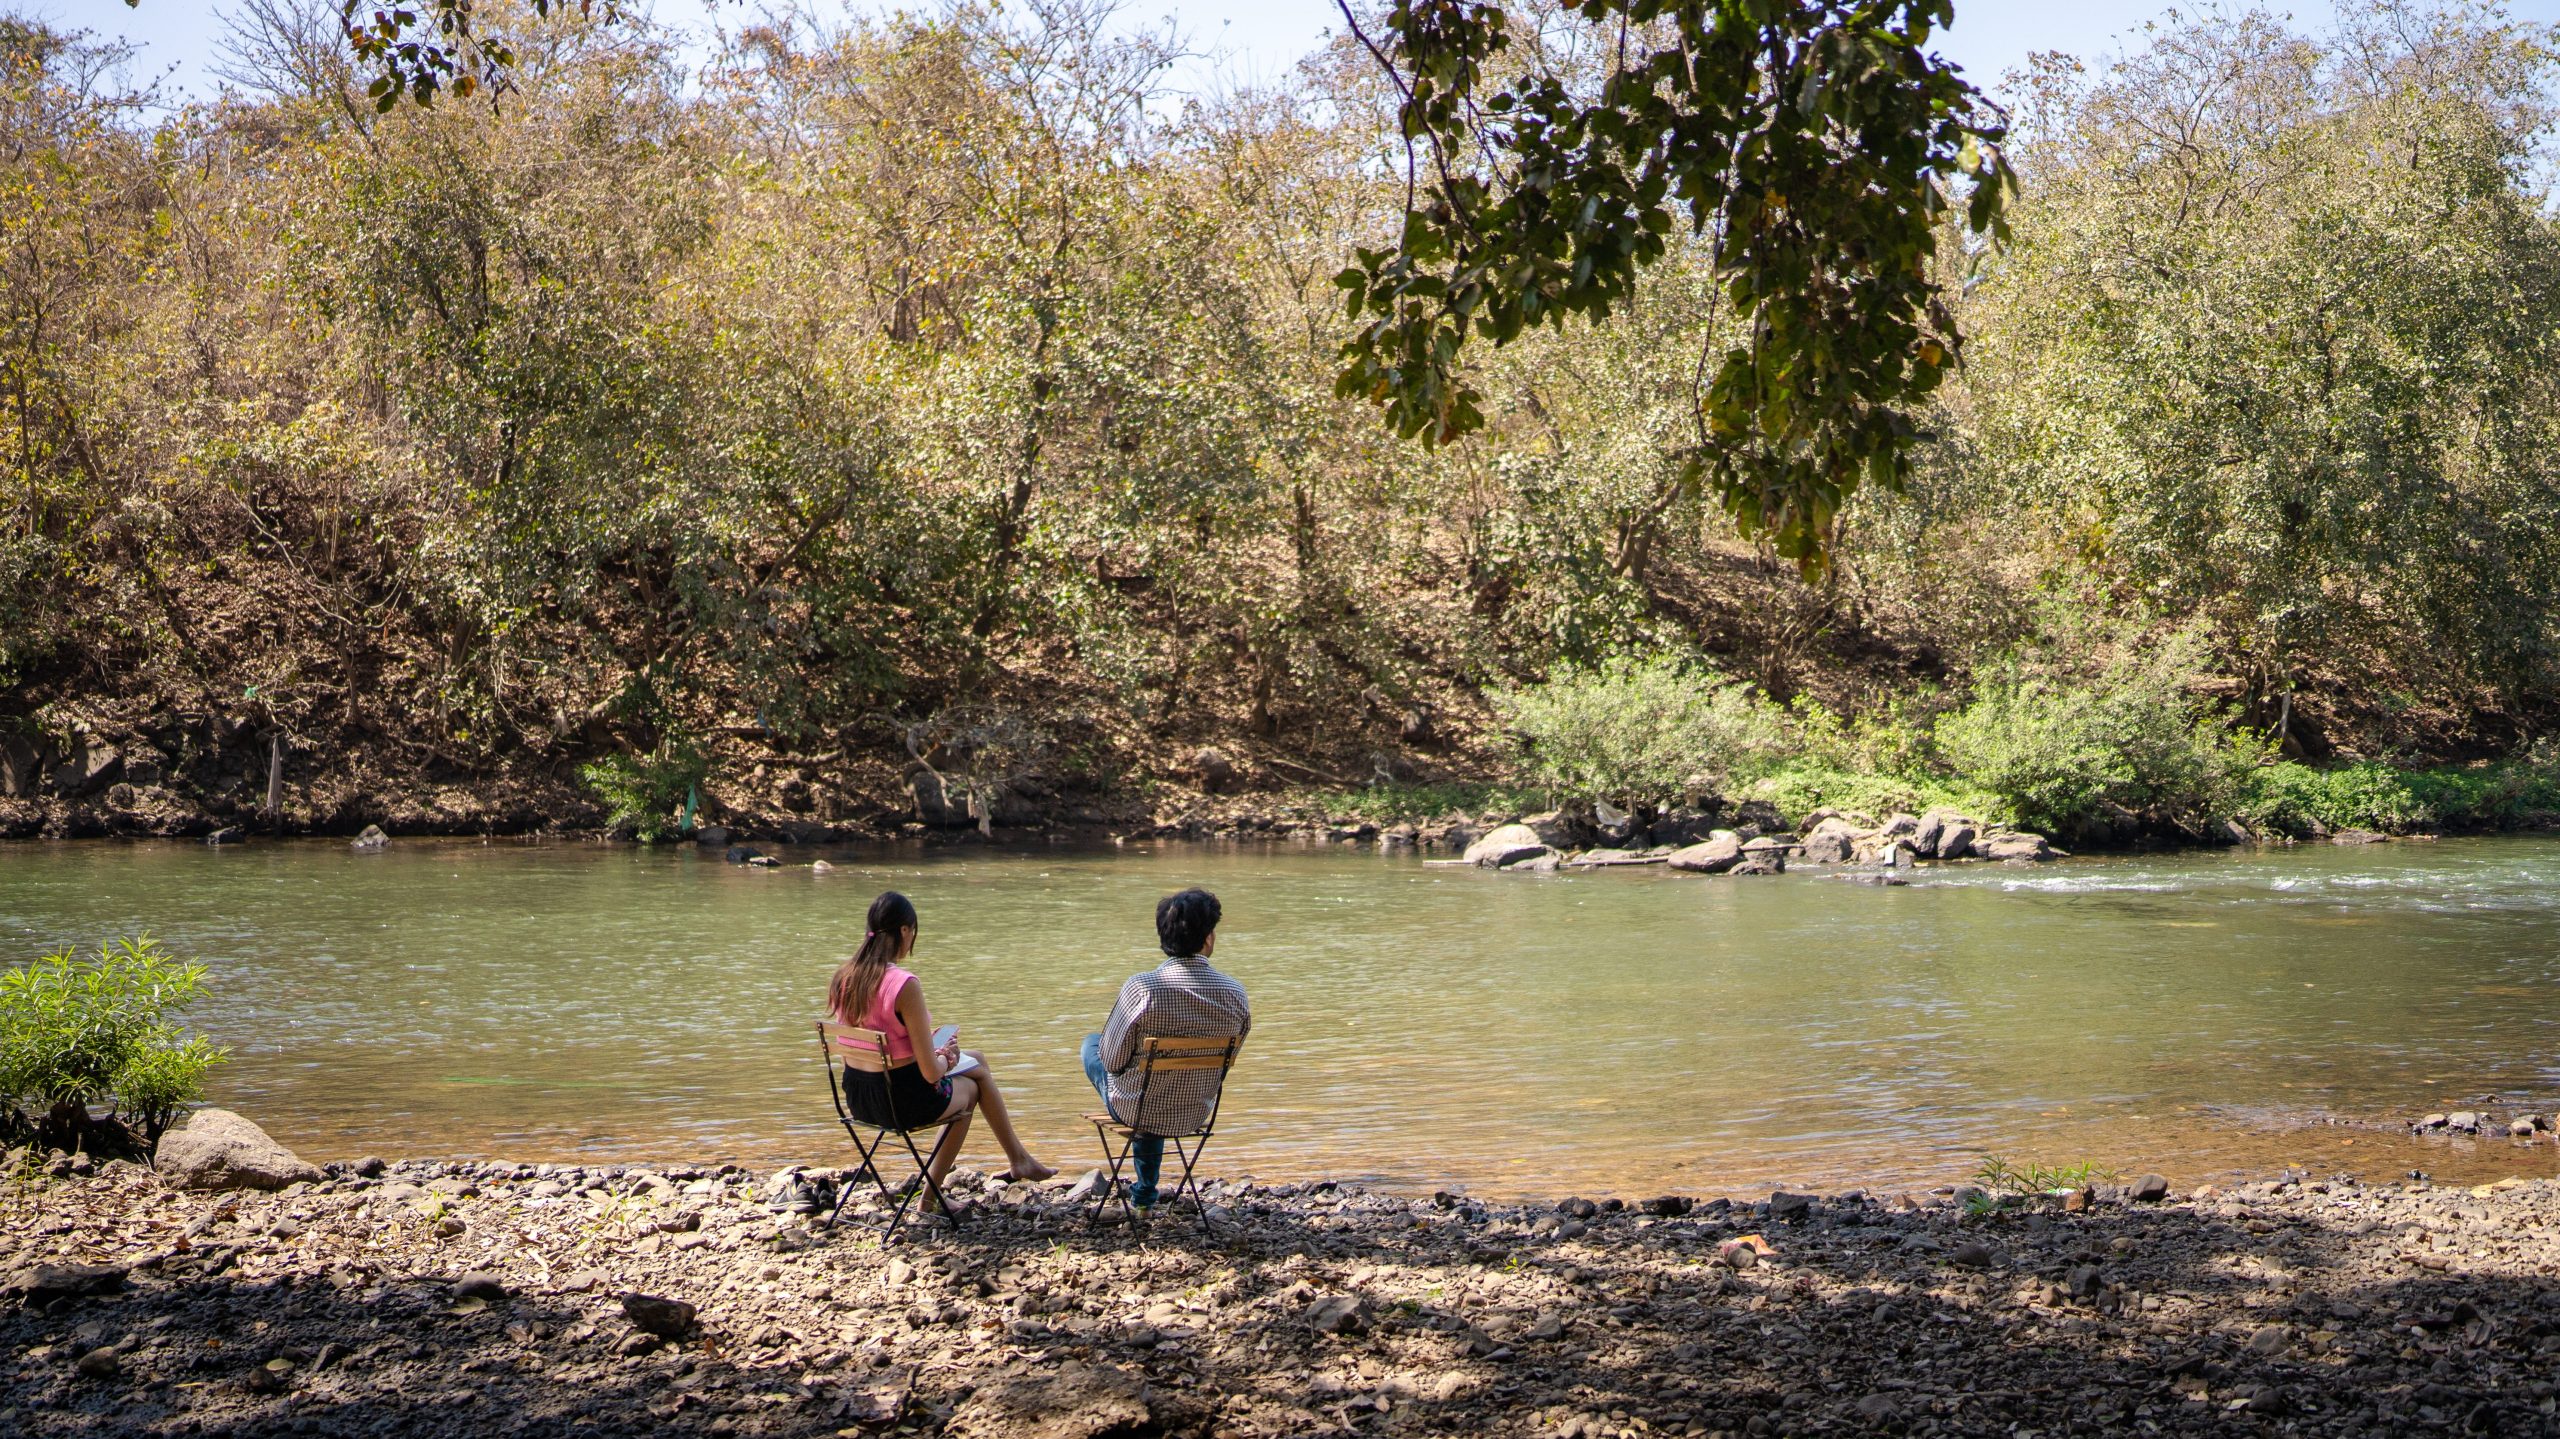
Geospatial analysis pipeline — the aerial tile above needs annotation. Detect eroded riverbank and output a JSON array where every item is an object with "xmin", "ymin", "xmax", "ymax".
[{"xmin": 9, "ymin": 1142, "xmax": 2560, "ymax": 1437}]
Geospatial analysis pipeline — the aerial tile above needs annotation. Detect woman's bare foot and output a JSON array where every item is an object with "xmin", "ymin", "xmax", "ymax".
[{"xmin": 1001, "ymin": 1160, "xmax": 1058, "ymax": 1183}]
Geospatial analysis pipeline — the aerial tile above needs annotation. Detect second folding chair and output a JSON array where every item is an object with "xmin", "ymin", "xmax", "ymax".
[{"xmin": 1084, "ymin": 1034, "xmax": 1244, "ymax": 1231}]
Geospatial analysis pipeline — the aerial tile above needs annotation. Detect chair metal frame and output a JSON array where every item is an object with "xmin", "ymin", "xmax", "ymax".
[
  {"xmin": 1084, "ymin": 1034, "xmax": 1243, "ymax": 1232},
  {"xmin": 815, "ymin": 1020, "xmax": 966, "ymax": 1239}
]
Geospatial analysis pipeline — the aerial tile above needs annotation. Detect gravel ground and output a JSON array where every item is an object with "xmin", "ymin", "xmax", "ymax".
[{"xmin": 7, "ymin": 1149, "xmax": 2560, "ymax": 1437}]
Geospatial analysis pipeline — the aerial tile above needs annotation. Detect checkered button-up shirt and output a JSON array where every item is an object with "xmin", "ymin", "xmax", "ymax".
[{"xmin": 1099, "ymin": 953, "xmax": 1250, "ymax": 1136}]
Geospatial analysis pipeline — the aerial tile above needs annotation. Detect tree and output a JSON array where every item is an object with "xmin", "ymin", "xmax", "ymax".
[
  {"xmin": 130, "ymin": 0, "xmax": 611, "ymax": 109},
  {"xmin": 1331, "ymin": 0, "xmax": 2013, "ymax": 573},
  {"xmin": 1952, "ymin": 0, "xmax": 2560, "ymax": 745}
]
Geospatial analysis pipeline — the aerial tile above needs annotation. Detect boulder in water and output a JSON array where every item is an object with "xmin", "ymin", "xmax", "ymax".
[
  {"xmin": 350, "ymin": 824, "xmax": 389, "ymax": 852},
  {"xmin": 1977, "ymin": 831, "xmax": 2056, "ymax": 863},
  {"xmin": 1462, "ymin": 823, "xmax": 1547, "ymax": 867},
  {"xmin": 1666, "ymin": 832, "xmax": 1743, "ymax": 873},
  {"xmin": 1797, "ymin": 816, "xmax": 1860, "ymax": 864}
]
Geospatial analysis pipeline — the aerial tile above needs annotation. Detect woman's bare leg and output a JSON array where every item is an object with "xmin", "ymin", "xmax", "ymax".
[
  {"xmin": 925, "ymin": 1077, "xmax": 980, "ymax": 1188},
  {"xmin": 958, "ymin": 1051, "xmax": 1055, "ymax": 1181}
]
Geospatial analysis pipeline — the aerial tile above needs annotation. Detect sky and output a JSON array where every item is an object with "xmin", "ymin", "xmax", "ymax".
[{"xmin": 56, "ymin": 0, "xmax": 2560, "ymax": 106}]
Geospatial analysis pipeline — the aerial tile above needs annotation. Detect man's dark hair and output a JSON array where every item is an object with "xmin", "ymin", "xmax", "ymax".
[{"xmin": 1156, "ymin": 888, "xmax": 1222, "ymax": 957}]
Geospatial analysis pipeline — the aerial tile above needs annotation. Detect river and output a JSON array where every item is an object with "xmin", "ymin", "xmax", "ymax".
[{"xmin": 4, "ymin": 836, "xmax": 2557, "ymax": 1197}]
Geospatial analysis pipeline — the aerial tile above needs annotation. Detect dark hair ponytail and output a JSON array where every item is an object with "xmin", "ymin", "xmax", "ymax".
[{"xmin": 828, "ymin": 890, "xmax": 919, "ymax": 1025}]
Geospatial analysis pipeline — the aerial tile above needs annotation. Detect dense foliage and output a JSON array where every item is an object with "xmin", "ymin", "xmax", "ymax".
[
  {"xmin": 1337, "ymin": 0, "xmax": 2012, "ymax": 569},
  {"xmin": 1494, "ymin": 655, "xmax": 1786, "ymax": 805},
  {"xmin": 5, "ymin": 2, "xmax": 2559, "ymax": 837},
  {"xmin": 0, "ymin": 937, "xmax": 225, "ymax": 1147}
]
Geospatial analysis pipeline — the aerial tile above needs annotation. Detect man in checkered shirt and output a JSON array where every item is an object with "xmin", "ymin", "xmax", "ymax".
[{"xmin": 1080, "ymin": 888, "xmax": 1251, "ymax": 1209}]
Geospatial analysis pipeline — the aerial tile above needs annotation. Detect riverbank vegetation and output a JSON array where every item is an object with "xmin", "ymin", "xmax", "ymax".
[
  {"xmin": 4, "ymin": 1, "xmax": 2558, "ymax": 844},
  {"xmin": 0, "ymin": 937, "xmax": 223, "ymax": 1153}
]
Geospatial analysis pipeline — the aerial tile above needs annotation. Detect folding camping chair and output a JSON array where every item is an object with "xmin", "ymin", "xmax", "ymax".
[
  {"xmin": 1084, "ymin": 1035, "xmax": 1244, "ymax": 1231},
  {"xmin": 815, "ymin": 1021, "xmax": 965, "ymax": 1238}
]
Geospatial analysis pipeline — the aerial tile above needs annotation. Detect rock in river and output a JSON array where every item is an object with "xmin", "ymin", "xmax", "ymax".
[
  {"xmin": 1976, "ymin": 831, "xmax": 2056, "ymax": 863},
  {"xmin": 1667, "ymin": 832, "xmax": 1743, "ymax": 873},
  {"xmin": 1797, "ymin": 817, "xmax": 1860, "ymax": 864},
  {"xmin": 1462, "ymin": 823, "xmax": 1548, "ymax": 868},
  {"xmin": 154, "ymin": 1108, "xmax": 321, "ymax": 1192},
  {"xmin": 350, "ymin": 824, "xmax": 389, "ymax": 852}
]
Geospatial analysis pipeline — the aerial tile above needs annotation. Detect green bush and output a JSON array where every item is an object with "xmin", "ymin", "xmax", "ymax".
[
  {"xmin": 2238, "ymin": 762, "xmax": 2426, "ymax": 833},
  {"xmin": 1749, "ymin": 760, "xmax": 1999, "ymax": 830},
  {"xmin": 1934, "ymin": 648, "xmax": 2260, "ymax": 834},
  {"xmin": 0, "ymin": 936, "xmax": 226, "ymax": 1147},
  {"xmin": 1494, "ymin": 656, "xmax": 1788, "ymax": 808},
  {"xmin": 579, "ymin": 740, "xmax": 709, "ymax": 843},
  {"xmin": 2239, "ymin": 755, "xmax": 2560, "ymax": 835}
]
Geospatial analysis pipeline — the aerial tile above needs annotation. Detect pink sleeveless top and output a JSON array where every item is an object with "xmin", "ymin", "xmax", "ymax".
[{"xmin": 844, "ymin": 965, "xmax": 920, "ymax": 1065}]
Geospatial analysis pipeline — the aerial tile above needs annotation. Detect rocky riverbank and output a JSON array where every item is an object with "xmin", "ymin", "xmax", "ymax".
[{"xmin": 10, "ymin": 1125, "xmax": 2560, "ymax": 1437}]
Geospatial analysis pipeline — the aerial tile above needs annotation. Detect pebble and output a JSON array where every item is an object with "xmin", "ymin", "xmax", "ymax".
[
  {"xmin": 621, "ymin": 1292, "xmax": 698, "ymax": 1338},
  {"xmin": 74, "ymin": 1346, "xmax": 121, "ymax": 1380},
  {"xmin": 452, "ymin": 1272, "xmax": 509, "ymax": 1303}
]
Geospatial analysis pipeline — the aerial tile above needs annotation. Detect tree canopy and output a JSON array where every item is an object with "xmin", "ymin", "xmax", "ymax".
[{"xmin": 1333, "ymin": 0, "xmax": 2013, "ymax": 571}]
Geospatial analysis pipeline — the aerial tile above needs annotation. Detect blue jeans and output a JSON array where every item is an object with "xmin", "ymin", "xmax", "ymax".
[{"xmin": 1080, "ymin": 1032, "xmax": 1161, "ymax": 1205}]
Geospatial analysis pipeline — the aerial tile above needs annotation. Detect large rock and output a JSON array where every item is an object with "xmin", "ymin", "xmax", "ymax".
[
  {"xmin": 1649, "ymin": 808, "xmax": 1721, "ymax": 847},
  {"xmin": 1463, "ymin": 823, "xmax": 1548, "ymax": 867},
  {"xmin": 1977, "ymin": 831, "xmax": 2056, "ymax": 863},
  {"xmin": 7, "ymin": 1262, "xmax": 126, "ymax": 1307},
  {"xmin": 0, "ymin": 735, "xmax": 45, "ymax": 799},
  {"xmin": 350, "ymin": 824, "xmax": 389, "ymax": 852},
  {"xmin": 49, "ymin": 730, "xmax": 121, "ymax": 797},
  {"xmin": 1519, "ymin": 811, "xmax": 1586, "ymax": 848},
  {"xmin": 1192, "ymin": 747, "xmax": 1238, "ymax": 794},
  {"xmin": 1934, "ymin": 822, "xmax": 1977, "ymax": 860},
  {"xmin": 1798, "ymin": 816, "xmax": 1861, "ymax": 864},
  {"xmin": 1735, "ymin": 836, "xmax": 1789, "ymax": 874},
  {"xmin": 154, "ymin": 1109, "xmax": 321, "ymax": 1192},
  {"xmin": 622, "ymin": 1292, "xmax": 698, "ymax": 1336},
  {"xmin": 1667, "ymin": 832, "xmax": 1744, "ymax": 873},
  {"xmin": 904, "ymin": 766, "xmax": 971, "ymax": 827}
]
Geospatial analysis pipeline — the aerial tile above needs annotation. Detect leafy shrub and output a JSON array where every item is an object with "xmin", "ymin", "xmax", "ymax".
[
  {"xmin": 1935, "ymin": 647, "xmax": 2260, "ymax": 834},
  {"xmin": 1749, "ymin": 760, "xmax": 1998, "ymax": 830},
  {"xmin": 2238, "ymin": 762, "xmax": 2426, "ymax": 833},
  {"xmin": 1311, "ymin": 781, "xmax": 1542, "ymax": 823},
  {"xmin": 1494, "ymin": 656, "xmax": 1788, "ymax": 808},
  {"xmin": 2240, "ymin": 754, "xmax": 2560, "ymax": 835},
  {"xmin": 580, "ymin": 739, "xmax": 708, "ymax": 843},
  {"xmin": 0, "ymin": 936, "xmax": 225, "ymax": 1147}
]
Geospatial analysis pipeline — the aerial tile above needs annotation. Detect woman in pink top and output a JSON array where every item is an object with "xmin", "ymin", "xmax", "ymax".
[{"xmin": 827, "ymin": 891, "xmax": 1053, "ymax": 1201}]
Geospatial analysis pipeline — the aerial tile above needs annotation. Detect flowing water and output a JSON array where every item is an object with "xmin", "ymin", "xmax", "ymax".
[{"xmin": 5, "ymin": 836, "xmax": 2559, "ymax": 1197}]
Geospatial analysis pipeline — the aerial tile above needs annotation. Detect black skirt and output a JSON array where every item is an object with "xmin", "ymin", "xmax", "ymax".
[{"xmin": 842, "ymin": 1062, "xmax": 953, "ymax": 1132}]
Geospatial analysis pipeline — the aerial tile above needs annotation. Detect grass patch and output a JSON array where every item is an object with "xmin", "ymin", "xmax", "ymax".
[{"xmin": 1300, "ymin": 781, "xmax": 1544, "ymax": 823}]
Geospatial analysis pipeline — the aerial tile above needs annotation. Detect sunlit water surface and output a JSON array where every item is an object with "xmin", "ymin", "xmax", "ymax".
[{"xmin": 5, "ymin": 837, "xmax": 2558, "ymax": 1197}]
